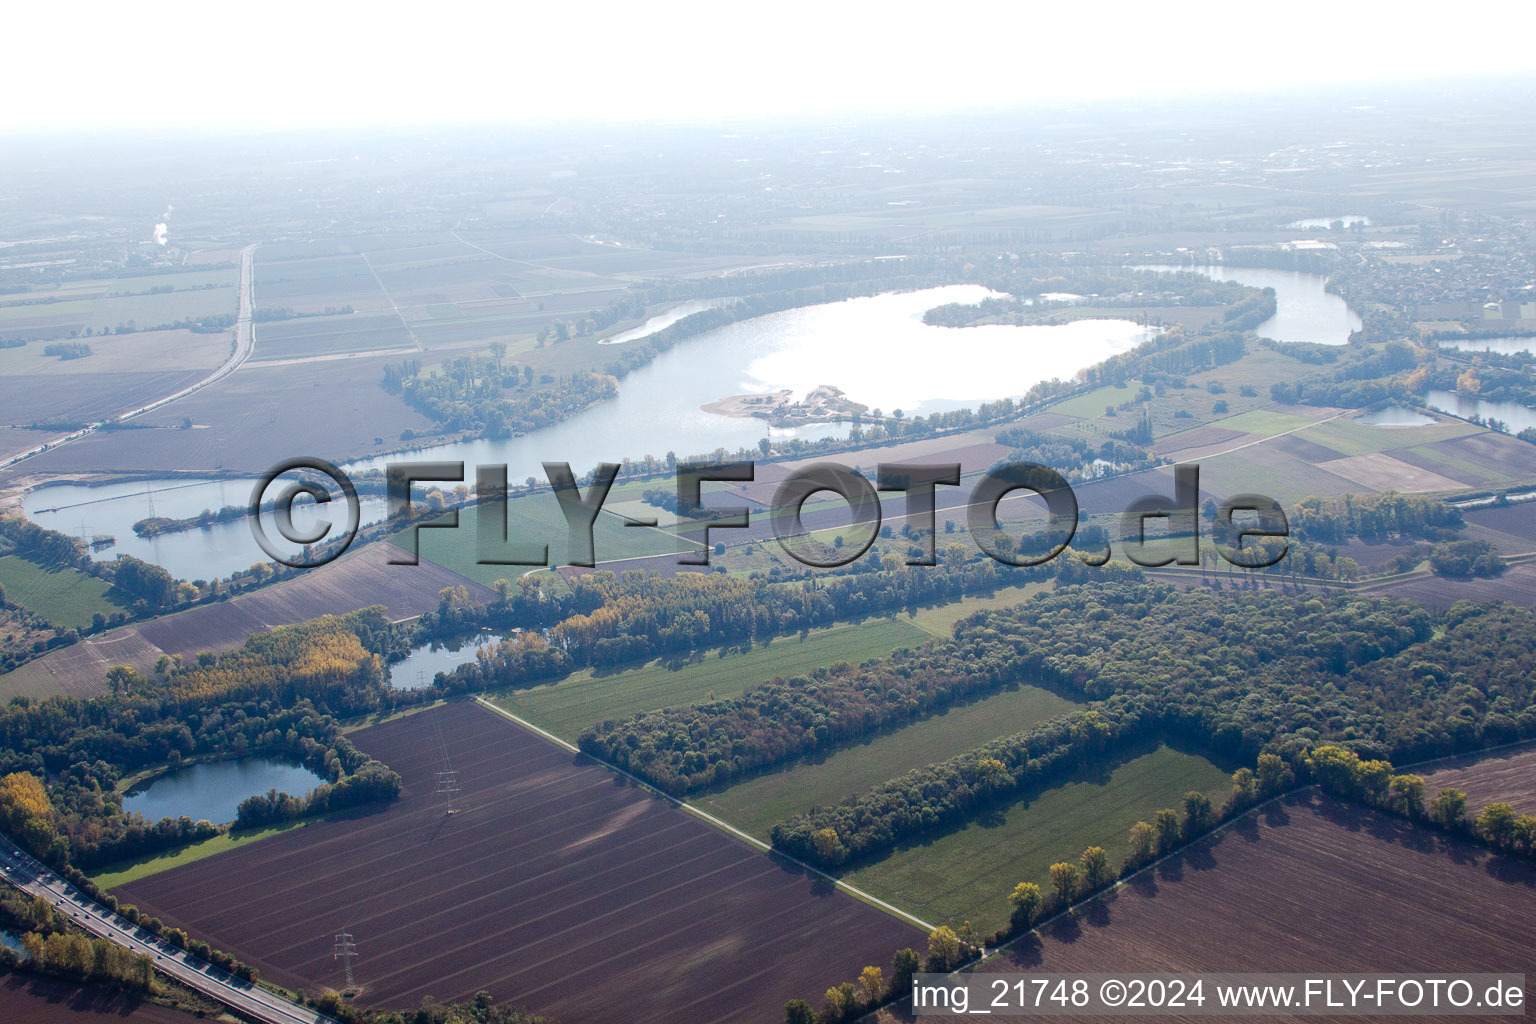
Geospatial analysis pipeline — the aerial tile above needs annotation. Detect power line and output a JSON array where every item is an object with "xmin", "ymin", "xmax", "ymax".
[
  {"xmin": 432, "ymin": 712, "xmax": 461, "ymax": 815},
  {"xmin": 435, "ymin": 769, "xmax": 460, "ymax": 814},
  {"xmin": 333, "ymin": 931, "xmax": 357, "ymax": 990}
]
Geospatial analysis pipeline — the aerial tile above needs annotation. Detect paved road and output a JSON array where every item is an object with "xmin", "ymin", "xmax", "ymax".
[
  {"xmin": 0, "ymin": 834, "xmax": 335, "ymax": 1024},
  {"xmin": 0, "ymin": 243, "xmax": 259, "ymax": 473}
]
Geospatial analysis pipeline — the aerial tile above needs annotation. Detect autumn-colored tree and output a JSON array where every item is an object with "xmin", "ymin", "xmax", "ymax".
[
  {"xmin": 1128, "ymin": 820, "xmax": 1156, "ymax": 865},
  {"xmin": 0, "ymin": 771, "xmax": 63, "ymax": 859},
  {"xmin": 1389, "ymin": 774, "xmax": 1426, "ymax": 818},
  {"xmin": 1430, "ymin": 788, "xmax": 1469, "ymax": 830},
  {"xmin": 822, "ymin": 982, "xmax": 857, "ymax": 1022},
  {"xmin": 926, "ymin": 926, "xmax": 960, "ymax": 971},
  {"xmin": 811, "ymin": 828, "xmax": 845, "ymax": 864},
  {"xmin": 1477, "ymin": 803, "xmax": 1520, "ymax": 848},
  {"xmin": 859, "ymin": 965, "xmax": 885, "ymax": 1005},
  {"xmin": 1048, "ymin": 861, "xmax": 1079, "ymax": 904},
  {"xmin": 1230, "ymin": 767, "xmax": 1258, "ymax": 804},
  {"xmin": 1080, "ymin": 846, "xmax": 1111, "ymax": 890},
  {"xmin": 1008, "ymin": 881, "xmax": 1042, "ymax": 927}
]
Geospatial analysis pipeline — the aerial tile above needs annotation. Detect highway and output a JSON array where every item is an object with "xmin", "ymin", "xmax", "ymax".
[
  {"xmin": 0, "ymin": 243, "xmax": 259, "ymax": 473},
  {"xmin": 0, "ymin": 834, "xmax": 335, "ymax": 1024}
]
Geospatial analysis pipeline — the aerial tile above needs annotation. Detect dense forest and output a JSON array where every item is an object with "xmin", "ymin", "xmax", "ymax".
[
  {"xmin": 568, "ymin": 576, "xmax": 1536, "ymax": 868},
  {"xmin": 0, "ymin": 611, "xmax": 402, "ymax": 869}
]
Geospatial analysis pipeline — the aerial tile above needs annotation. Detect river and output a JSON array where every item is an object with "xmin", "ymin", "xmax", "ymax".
[{"xmin": 25, "ymin": 284, "xmax": 1158, "ymax": 579}]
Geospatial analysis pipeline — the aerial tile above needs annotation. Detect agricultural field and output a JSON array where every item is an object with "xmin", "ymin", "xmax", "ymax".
[
  {"xmin": 402, "ymin": 498, "xmax": 687, "ymax": 587},
  {"xmin": 0, "ymin": 369, "xmax": 209, "ymax": 436},
  {"xmin": 906, "ymin": 582, "xmax": 1055, "ymax": 636},
  {"xmin": 0, "ymin": 328, "xmax": 228, "ymax": 377},
  {"xmin": 0, "ymin": 542, "xmax": 488, "ymax": 702},
  {"xmin": 0, "ymin": 268, "xmax": 239, "ymax": 344},
  {"xmin": 250, "ymin": 313, "xmax": 414, "ymax": 362},
  {"xmin": 493, "ymin": 616, "xmax": 930, "ymax": 741},
  {"xmin": 1295, "ymin": 414, "xmax": 1482, "ymax": 459},
  {"xmin": 1417, "ymin": 743, "xmax": 1536, "ymax": 815},
  {"xmin": 697, "ymin": 682, "xmax": 1078, "ymax": 841},
  {"xmin": 0, "ymin": 554, "xmax": 123, "ymax": 629},
  {"xmin": 843, "ymin": 745, "xmax": 1232, "ymax": 936},
  {"xmin": 0, "ymin": 972, "xmax": 203, "ymax": 1024},
  {"xmin": 5, "ymin": 354, "xmax": 448, "ymax": 475},
  {"xmin": 962, "ymin": 795, "xmax": 1536, "ymax": 1020},
  {"xmin": 113, "ymin": 701, "xmax": 914, "ymax": 1023},
  {"xmin": 1373, "ymin": 560, "xmax": 1536, "ymax": 612}
]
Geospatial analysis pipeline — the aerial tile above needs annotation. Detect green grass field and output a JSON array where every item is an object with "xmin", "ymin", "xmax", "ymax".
[
  {"xmin": 842, "ymin": 745, "xmax": 1231, "ymax": 934},
  {"xmin": 1209, "ymin": 408, "xmax": 1318, "ymax": 436},
  {"xmin": 0, "ymin": 555, "xmax": 123, "ymax": 629},
  {"xmin": 1048, "ymin": 384, "xmax": 1133, "ymax": 419},
  {"xmin": 906, "ymin": 582, "xmax": 1055, "ymax": 637},
  {"xmin": 395, "ymin": 496, "xmax": 686, "ymax": 586},
  {"xmin": 697, "ymin": 683, "xmax": 1077, "ymax": 839},
  {"xmin": 91, "ymin": 820, "xmax": 309, "ymax": 889},
  {"xmin": 492, "ymin": 617, "xmax": 930, "ymax": 741}
]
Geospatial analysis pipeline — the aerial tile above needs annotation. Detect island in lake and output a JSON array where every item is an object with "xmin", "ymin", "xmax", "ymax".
[{"xmin": 702, "ymin": 385, "xmax": 868, "ymax": 427}]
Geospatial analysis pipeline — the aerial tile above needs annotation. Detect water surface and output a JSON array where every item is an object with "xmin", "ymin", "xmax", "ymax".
[
  {"xmin": 123, "ymin": 758, "xmax": 326, "ymax": 825},
  {"xmin": 1355, "ymin": 406, "xmax": 1436, "ymax": 427},
  {"xmin": 1438, "ymin": 336, "xmax": 1536, "ymax": 356},
  {"xmin": 1425, "ymin": 389, "xmax": 1536, "ymax": 435},
  {"xmin": 389, "ymin": 632, "xmax": 508, "ymax": 689},
  {"xmin": 27, "ymin": 286, "xmax": 1154, "ymax": 577},
  {"xmin": 1134, "ymin": 265, "xmax": 1361, "ymax": 346}
]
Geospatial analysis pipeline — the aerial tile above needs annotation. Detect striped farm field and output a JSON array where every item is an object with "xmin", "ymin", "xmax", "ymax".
[
  {"xmin": 493, "ymin": 616, "xmax": 930, "ymax": 741},
  {"xmin": 843, "ymin": 744, "xmax": 1231, "ymax": 935},
  {"xmin": 697, "ymin": 682, "xmax": 1078, "ymax": 840},
  {"xmin": 114, "ymin": 702, "xmax": 914, "ymax": 1023}
]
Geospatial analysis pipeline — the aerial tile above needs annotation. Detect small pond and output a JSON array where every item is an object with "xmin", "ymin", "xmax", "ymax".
[
  {"xmin": 389, "ymin": 632, "xmax": 509, "ymax": 690},
  {"xmin": 123, "ymin": 758, "xmax": 326, "ymax": 825}
]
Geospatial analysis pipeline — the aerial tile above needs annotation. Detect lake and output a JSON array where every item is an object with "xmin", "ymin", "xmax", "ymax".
[
  {"xmin": 122, "ymin": 757, "xmax": 326, "ymax": 825},
  {"xmin": 1425, "ymin": 390, "xmax": 1536, "ymax": 435},
  {"xmin": 1439, "ymin": 336, "xmax": 1536, "ymax": 356},
  {"xmin": 1355, "ymin": 406, "xmax": 1437, "ymax": 427},
  {"xmin": 389, "ymin": 631, "xmax": 508, "ymax": 689},
  {"xmin": 25, "ymin": 285, "xmax": 1156, "ymax": 578},
  {"xmin": 1134, "ymin": 265, "xmax": 1362, "ymax": 346}
]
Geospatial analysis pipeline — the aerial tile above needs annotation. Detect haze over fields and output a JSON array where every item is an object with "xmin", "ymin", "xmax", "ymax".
[{"xmin": 0, "ymin": 8, "xmax": 1535, "ymax": 1024}]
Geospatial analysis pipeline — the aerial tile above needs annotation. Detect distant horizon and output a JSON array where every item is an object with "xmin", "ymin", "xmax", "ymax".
[
  {"xmin": 8, "ymin": 0, "xmax": 1536, "ymax": 134},
  {"xmin": 4, "ymin": 72, "xmax": 1536, "ymax": 145}
]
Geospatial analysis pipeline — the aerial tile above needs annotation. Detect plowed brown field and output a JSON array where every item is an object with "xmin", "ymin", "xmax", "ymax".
[
  {"xmin": 117, "ymin": 701, "xmax": 913, "ymax": 1023},
  {"xmin": 1419, "ymin": 744, "xmax": 1536, "ymax": 815},
  {"xmin": 950, "ymin": 794, "xmax": 1536, "ymax": 1023}
]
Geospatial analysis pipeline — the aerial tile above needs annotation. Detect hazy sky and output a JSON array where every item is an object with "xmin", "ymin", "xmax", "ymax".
[{"xmin": 9, "ymin": 0, "xmax": 1536, "ymax": 132}]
